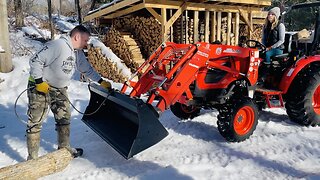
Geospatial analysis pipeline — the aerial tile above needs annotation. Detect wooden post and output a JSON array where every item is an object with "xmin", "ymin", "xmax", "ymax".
[
  {"xmin": 205, "ymin": 10, "xmax": 210, "ymax": 43},
  {"xmin": 217, "ymin": 12, "xmax": 222, "ymax": 42},
  {"xmin": 210, "ymin": 11, "xmax": 216, "ymax": 43},
  {"xmin": 0, "ymin": 148, "xmax": 73, "ymax": 180},
  {"xmin": 235, "ymin": 12, "xmax": 240, "ymax": 46},
  {"xmin": 180, "ymin": 11, "xmax": 183, "ymax": 43},
  {"xmin": 161, "ymin": 8, "xmax": 167, "ymax": 42},
  {"xmin": 194, "ymin": 11, "xmax": 199, "ymax": 43},
  {"xmin": 170, "ymin": 9, "xmax": 173, "ymax": 42},
  {"xmin": 0, "ymin": 0, "xmax": 13, "ymax": 73},
  {"xmin": 185, "ymin": 10, "xmax": 188, "ymax": 44},
  {"xmin": 227, "ymin": 12, "xmax": 232, "ymax": 45}
]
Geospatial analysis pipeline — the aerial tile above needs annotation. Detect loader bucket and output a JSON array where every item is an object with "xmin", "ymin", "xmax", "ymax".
[{"xmin": 81, "ymin": 83, "xmax": 168, "ymax": 159}]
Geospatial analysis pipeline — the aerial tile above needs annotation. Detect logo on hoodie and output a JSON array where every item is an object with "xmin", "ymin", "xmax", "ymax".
[{"xmin": 62, "ymin": 56, "xmax": 75, "ymax": 74}]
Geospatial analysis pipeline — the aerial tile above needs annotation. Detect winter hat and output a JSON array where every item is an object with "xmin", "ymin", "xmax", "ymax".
[{"xmin": 268, "ymin": 7, "xmax": 281, "ymax": 19}]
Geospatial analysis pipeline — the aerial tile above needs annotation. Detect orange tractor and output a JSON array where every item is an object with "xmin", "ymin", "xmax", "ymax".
[{"xmin": 82, "ymin": 2, "xmax": 320, "ymax": 159}]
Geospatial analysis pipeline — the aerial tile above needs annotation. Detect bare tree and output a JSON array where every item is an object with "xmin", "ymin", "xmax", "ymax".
[
  {"xmin": 75, "ymin": 0, "xmax": 82, "ymax": 23},
  {"xmin": 14, "ymin": 0, "xmax": 24, "ymax": 27},
  {"xmin": 47, "ymin": 0, "xmax": 54, "ymax": 40},
  {"xmin": 90, "ymin": 0, "xmax": 97, "ymax": 11},
  {"xmin": 0, "ymin": 0, "xmax": 13, "ymax": 73}
]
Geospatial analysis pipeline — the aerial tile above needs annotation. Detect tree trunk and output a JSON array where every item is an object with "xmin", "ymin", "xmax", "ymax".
[
  {"xmin": 0, "ymin": 0, "xmax": 13, "ymax": 73},
  {"xmin": 75, "ymin": 0, "xmax": 82, "ymax": 24},
  {"xmin": 47, "ymin": 0, "xmax": 54, "ymax": 40},
  {"xmin": 90, "ymin": 0, "xmax": 97, "ymax": 10},
  {"xmin": 14, "ymin": 0, "xmax": 24, "ymax": 27},
  {"xmin": 59, "ymin": 0, "xmax": 62, "ymax": 18},
  {"xmin": 0, "ymin": 148, "xmax": 73, "ymax": 180}
]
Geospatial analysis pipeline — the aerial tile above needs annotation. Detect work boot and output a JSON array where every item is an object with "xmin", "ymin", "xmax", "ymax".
[
  {"xmin": 26, "ymin": 132, "xmax": 40, "ymax": 160},
  {"xmin": 56, "ymin": 124, "xmax": 83, "ymax": 158}
]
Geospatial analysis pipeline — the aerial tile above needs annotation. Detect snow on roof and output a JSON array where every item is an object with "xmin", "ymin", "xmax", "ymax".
[
  {"xmin": 89, "ymin": 37, "xmax": 132, "ymax": 77},
  {"xmin": 87, "ymin": 0, "xmax": 123, "ymax": 14}
]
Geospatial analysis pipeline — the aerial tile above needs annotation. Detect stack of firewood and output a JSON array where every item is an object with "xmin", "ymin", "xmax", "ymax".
[
  {"xmin": 173, "ymin": 16, "xmax": 184, "ymax": 43},
  {"xmin": 104, "ymin": 27, "xmax": 139, "ymax": 73},
  {"xmin": 239, "ymin": 24, "xmax": 263, "ymax": 42},
  {"xmin": 188, "ymin": 18, "xmax": 194, "ymax": 43},
  {"xmin": 87, "ymin": 45, "xmax": 128, "ymax": 83},
  {"xmin": 114, "ymin": 16, "xmax": 162, "ymax": 57},
  {"xmin": 221, "ymin": 17, "xmax": 228, "ymax": 44}
]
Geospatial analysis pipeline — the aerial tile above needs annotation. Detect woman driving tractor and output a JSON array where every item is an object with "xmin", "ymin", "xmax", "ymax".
[{"xmin": 262, "ymin": 7, "xmax": 286, "ymax": 64}]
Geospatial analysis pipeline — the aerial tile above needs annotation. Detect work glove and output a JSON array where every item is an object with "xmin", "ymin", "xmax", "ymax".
[
  {"xmin": 100, "ymin": 80, "xmax": 112, "ymax": 91},
  {"xmin": 35, "ymin": 81, "xmax": 50, "ymax": 94}
]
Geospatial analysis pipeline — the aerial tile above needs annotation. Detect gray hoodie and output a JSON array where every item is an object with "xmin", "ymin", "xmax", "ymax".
[{"xmin": 29, "ymin": 35, "xmax": 101, "ymax": 88}]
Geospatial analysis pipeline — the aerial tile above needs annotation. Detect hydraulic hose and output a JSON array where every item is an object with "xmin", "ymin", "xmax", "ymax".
[{"xmin": 14, "ymin": 83, "xmax": 107, "ymax": 126}]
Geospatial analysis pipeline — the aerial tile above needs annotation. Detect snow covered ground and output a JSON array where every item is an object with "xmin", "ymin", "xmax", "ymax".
[{"xmin": 1, "ymin": 29, "xmax": 320, "ymax": 180}]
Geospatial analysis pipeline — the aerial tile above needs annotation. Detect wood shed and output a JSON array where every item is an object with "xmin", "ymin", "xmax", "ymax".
[{"xmin": 84, "ymin": 0, "xmax": 271, "ymax": 44}]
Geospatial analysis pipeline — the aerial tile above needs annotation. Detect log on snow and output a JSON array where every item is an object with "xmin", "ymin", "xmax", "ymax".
[{"xmin": 0, "ymin": 148, "xmax": 73, "ymax": 180}]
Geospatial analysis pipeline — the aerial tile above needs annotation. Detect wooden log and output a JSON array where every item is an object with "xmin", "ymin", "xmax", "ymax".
[{"xmin": 0, "ymin": 148, "xmax": 73, "ymax": 180}]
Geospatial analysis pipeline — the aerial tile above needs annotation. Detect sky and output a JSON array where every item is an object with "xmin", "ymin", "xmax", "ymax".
[{"xmin": 0, "ymin": 16, "xmax": 320, "ymax": 180}]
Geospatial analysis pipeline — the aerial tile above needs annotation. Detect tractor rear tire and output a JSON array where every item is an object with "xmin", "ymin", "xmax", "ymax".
[
  {"xmin": 285, "ymin": 67, "xmax": 320, "ymax": 126},
  {"xmin": 170, "ymin": 102, "xmax": 201, "ymax": 120},
  {"xmin": 217, "ymin": 97, "xmax": 258, "ymax": 142}
]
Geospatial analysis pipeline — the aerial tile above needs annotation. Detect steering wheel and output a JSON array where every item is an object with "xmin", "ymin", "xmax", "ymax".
[{"xmin": 245, "ymin": 40, "xmax": 266, "ymax": 52}]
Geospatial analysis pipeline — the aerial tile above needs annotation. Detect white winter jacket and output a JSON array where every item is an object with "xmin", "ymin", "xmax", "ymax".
[{"xmin": 29, "ymin": 35, "xmax": 101, "ymax": 88}]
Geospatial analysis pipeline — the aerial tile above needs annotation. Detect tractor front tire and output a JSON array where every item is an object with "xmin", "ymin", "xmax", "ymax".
[
  {"xmin": 285, "ymin": 66, "xmax": 320, "ymax": 126},
  {"xmin": 170, "ymin": 102, "xmax": 200, "ymax": 120},
  {"xmin": 217, "ymin": 97, "xmax": 258, "ymax": 142}
]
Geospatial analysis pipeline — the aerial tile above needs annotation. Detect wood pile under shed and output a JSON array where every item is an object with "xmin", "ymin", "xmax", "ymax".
[
  {"xmin": 104, "ymin": 27, "xmax": 139, "ymax": 72},
  {"xmin": 87, "ymin": 45, "xmax": 128, "ymax": 83},
  {"xmin": 113, "ymin": 16, "xmax": 162, "ymax": 57}
]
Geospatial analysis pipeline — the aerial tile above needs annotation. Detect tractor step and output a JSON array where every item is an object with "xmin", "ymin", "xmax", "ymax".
[
  {"xmin": 255, "ymin": 88, "xmax": 283, "ymax": 95},
  {"xmin": 255, "ymin": 88, "xmax": 284, "ymax": 108}
]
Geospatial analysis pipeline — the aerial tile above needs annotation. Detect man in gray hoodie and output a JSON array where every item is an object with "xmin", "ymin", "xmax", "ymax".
[{"xmin": 27, "ymin": 25, "xmax": 111, "ymax": 160}]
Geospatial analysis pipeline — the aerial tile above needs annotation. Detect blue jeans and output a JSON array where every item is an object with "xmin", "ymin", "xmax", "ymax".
[{"xmin": 265, "ymin": 48, "xmax": 283, "ymax": 64}]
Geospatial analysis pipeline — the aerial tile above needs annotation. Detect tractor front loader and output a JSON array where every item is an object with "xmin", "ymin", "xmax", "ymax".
[{"xmin": 82, "ymin": 42, "xmax": 262, "ymax": 159}]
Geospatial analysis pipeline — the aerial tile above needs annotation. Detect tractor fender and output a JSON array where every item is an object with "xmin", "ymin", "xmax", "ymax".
[{"xmin": 279, "ymin": 55, "xmax": 320, "ymax": 93}]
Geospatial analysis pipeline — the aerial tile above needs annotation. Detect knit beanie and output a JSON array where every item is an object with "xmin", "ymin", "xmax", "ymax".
[{"xmin": 269, "ymin": 7, "xmax": 281, "ymax": 19}]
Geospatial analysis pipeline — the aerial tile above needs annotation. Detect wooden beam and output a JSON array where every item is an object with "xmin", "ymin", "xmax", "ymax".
[
  {"xmin": 185, "ymin": 10, "xmax": 189, "ymax": 44},
  {"xmin": 238, "ymin": 7, "xmax": 253, "ymax": 32},
  {"xmin": 146, "ymin": 7, "xmax": 162, "ymax": 23},
  {"xmin": 144, "ymin": 0, "xmax": 266, "ymax": 13},
  {"xmin": 194, "ymin": 11, "xmax": 199, "ymax": 43},
  {"xmin": 84, "ymin": 0, "xmax": 269, "ymax": 23},
  {"xmin": 161, "ymin": 8, "xmax": 167, "ymax": 42},
  {"xmin": 205, "ymin": 10, "xmax": 210, "ymax": 42},
  {"xmin": 235, "ymin": 12, "xmax": 240, "ymax": 45},
  {"xmin": 210, "ymin": 11, "xmax": 216, "ymax": 43},
  {"xmin": 164, "ymin": 2, "xmax": 188, "ymax": 33},
  {"xmin": 103, "ymin": 3, "xmax": 144, "ymax": 19},
  {"xmin": 196, "ymin": 0, "xmax": 271, "ymax": 6},
  {"xmin": 227, "ymin": 12, "xmax": 232, "ymax": 45},
  {"xmin": 84, "ymin": 0, "xmax": 141, "ymax": 22}
]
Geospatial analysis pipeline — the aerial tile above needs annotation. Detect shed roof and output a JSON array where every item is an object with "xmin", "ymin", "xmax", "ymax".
[{"xmin": 84, "ymin": 0, "xmax": 272, "ymax": 22}]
